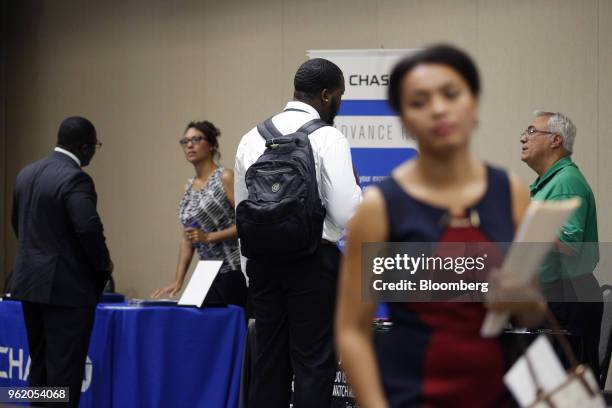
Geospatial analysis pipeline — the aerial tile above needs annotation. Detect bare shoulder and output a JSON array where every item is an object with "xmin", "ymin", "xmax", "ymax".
[
  {"xmin": 221, "ymin": 168, "xmax": 234, "ymax": 183},
  {"xmin": 508, "ymin": 172, "xmax": 529, "ymax": 202},
  {"xmin": 361, "ymin": 186, "xmax": 387, "ymax": 209},
  {"xmin": 391, "ymin": 159, "xmax": 416, "ymax": 179},
  {"xmin": 220, "ymin": 169, "xmax": 235, "ymax": 200},
  {"xmin": 183, "ymin": 178, "xmax": 193, "ymax": 193},
  {"xmin": 347, "ymin": 186, "xmax": 389, "ymax": 242},
  {"xmin": 388, "ymin": 159, "xmax": 417, "ymax": 193}
]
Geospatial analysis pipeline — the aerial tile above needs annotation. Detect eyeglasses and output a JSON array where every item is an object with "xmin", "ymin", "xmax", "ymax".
[
  {"xmin": 179, "ymin": 136, "xmax": 208, "ymax": 147},
  {"xmin": 86, "ymin": 141, "xmax": 102, "ymax": 150},
  {"xmin": 521, "ymin": 126, "xmax": 556, "ymax": 138}
]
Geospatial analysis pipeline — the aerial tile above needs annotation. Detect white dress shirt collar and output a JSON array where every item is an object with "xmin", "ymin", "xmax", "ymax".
[
  {"xmin": 283, "ymin": 101, "xmax": 321, "ymax": 118},
  {"xmin": 54, "ymin": 146, "xmax": 81, "ymax": 167}
]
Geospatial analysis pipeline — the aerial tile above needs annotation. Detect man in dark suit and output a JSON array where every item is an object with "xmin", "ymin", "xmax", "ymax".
[{"xmin": 10, "ymin": 116, "xmax": 112, "ymax": 408}]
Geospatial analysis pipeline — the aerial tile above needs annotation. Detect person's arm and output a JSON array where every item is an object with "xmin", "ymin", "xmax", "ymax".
[
  {"xmin": 550, "ymin": 192, "xmax": 589, "ymax": 256},
  {"xmin": 320, "ymin": 132, "xmax": 362, "ymax": 229},
  {"xmin": 151, "ymin": 235, "xmax": 195, "ymax": 298},
  {"xmin": 204, "ymin": 227, "xmax": 237, "ymax": 242},
  {"xmin": 64, "ymin": 172, "xmax": 112, "ymax": 278},
  {"xmin": 233, "ymin": 139, "xmax": 249, "ymax": 279},
  {"xmin": 215, "ymin": 169, "xmax": 238, "ymax": 240},
  {"xmin": 336, "ymin": 187, "xmax": 389, "ymax": 408},
  {"xmin": 555, "ymin": 239, "xmax": 577, "ymax": 256},
  {"xmin": 234, "ymin": 139, "xmax": 249, "ymax": 208}
]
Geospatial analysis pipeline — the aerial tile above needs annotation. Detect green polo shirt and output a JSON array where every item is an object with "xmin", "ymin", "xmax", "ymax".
[{"xmin": 530, "ymin": 156, "xmax": 599, "ymax": 283}]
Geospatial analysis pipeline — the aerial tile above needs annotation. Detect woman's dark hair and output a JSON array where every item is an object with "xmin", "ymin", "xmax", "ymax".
[
  {"xmin": 294, "ymin": 58, "xmax": 344, "ymax": 98},
  {"xmin": 388, "ymin": 44, "xmax": 481, "ymax": 113},
  {"xmin": 185, "ymin": 120, "xmax": 221, "ymax": 161}
]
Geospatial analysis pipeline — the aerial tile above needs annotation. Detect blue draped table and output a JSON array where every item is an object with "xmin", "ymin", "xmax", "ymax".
[{"xmin": 0, "ymin": 299, "xmax": 246, "ymax": 408}]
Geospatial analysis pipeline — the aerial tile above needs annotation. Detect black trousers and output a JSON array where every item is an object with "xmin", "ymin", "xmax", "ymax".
[
  {"xmin": 543, "ymin": 273, "xmax": 603, "ymax": 380},
  {"xmin": 548, "ymin": 301, "xmax": 603, "ymax": 379},
  {"xmin": 247, "ymin": 244, "xmax": 340, "ymax": 408},
  {"xmin": 205, "ymin": 269, "xmax": 248, "ymax": 309},
  {"xmin": 21, "ymin": 301, "xmax": 96, "ymax": 408}
]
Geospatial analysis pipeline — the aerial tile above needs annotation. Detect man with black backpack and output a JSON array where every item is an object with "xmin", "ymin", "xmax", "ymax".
[{"xmin": 235, "ymin": 58, "xmax": 361, "ymax": 408}]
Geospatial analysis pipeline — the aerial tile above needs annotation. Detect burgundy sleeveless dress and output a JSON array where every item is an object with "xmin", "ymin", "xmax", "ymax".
[{"xmin": 374, "ymin": 165, "xmax": 515, "ymax": 408}]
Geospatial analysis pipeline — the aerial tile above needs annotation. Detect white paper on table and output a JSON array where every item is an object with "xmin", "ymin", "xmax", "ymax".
[
  {"xmin": 504, "ymin": 335, "xmax": 568, "ymax": 407},
  {"xmin": 481, "ymin": 198, "xmax": 581, "ymax": 337},
  {"xmin": 178, "ymin": 260, "xmax": 223, "ymax": 308}
]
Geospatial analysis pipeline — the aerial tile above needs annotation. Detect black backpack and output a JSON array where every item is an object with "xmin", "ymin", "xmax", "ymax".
[{"xmin": 236, "ymin": 113, "xmax": 327, "ymax": 262}]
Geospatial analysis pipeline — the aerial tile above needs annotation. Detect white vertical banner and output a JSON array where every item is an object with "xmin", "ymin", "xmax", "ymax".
[{"xmin": 307, "ymin": 49, "xmax": 418, "ymax": 188}]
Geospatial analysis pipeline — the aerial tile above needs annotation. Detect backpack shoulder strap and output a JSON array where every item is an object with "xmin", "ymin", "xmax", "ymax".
[
  {"xmin": 257, "ymin": 117, "xmax": 284, "ymax": 142},
  {"xmin": 296, "ymin": 118, "xmax": 328, "ymax": 136}
]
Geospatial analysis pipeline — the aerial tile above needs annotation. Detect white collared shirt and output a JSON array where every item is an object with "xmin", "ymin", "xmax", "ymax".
[
  {"xmin": 54, "ymin": 146, "xmax": 81, "ymax": 167},
  {"xmin": 234, "ymin": 101, "xmax": 362, "ymax": 242}
]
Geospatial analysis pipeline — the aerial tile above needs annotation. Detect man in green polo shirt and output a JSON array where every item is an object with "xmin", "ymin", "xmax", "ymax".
[{"xmin": 520, "ymin": 110, "xmax": 602, "ymax": 378}]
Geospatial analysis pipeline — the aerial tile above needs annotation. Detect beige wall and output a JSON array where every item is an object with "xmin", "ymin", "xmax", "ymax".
[{"xmin": 3, "ymin": 0, "xmax": 612, "ymax": 299}]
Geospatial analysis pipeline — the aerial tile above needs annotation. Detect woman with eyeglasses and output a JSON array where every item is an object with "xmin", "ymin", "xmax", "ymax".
[
  {"xmin": 335, "ymin": 45, "xmax": 547, "ymax": 407},
  {"xmin": 152, "ymin": 121, "xmax": 246, "ymax": 308}
]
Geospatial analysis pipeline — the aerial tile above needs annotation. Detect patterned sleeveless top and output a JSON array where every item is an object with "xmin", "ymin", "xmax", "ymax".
[
  {"xmin": 179, "ymin": 167, "xmax": 240, "ymax": 274},
  {"xmin": 374, "ymin": 164, "xmax": 516, "ymax": 408}
]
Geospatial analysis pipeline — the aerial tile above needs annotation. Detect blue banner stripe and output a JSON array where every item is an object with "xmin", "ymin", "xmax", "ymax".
[
  {"xmin": 351, "ymin": 147, "xmax": 417, "ymax": 182},
  {"xmin": 338, "ymin": 99, "xmax": 396, "ymax": 116}
]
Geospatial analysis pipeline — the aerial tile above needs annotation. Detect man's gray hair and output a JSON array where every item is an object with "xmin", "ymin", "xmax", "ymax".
[{"xmin": 534, "ymin": 110, "xmax": 576, "ymax": 153}]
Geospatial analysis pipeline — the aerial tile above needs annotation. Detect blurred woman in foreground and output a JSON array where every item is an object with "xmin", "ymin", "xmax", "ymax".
[{"xmin": 336, "ymin": 45, "xmax": 546, "ymax": 407}]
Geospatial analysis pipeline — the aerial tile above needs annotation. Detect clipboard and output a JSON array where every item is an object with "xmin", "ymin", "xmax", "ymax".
[{"xmin": 480, "ymin": 197, "xmax": 581, "ymax": 337}]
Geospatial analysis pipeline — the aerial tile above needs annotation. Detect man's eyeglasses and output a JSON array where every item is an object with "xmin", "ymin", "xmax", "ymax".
[
  {"xmin": 521, "ymin": 126, "xmax": 556, "ymax": 138},
  {"xmin": 179, "ymin": 136, "xmax": 208, "ymax": 146}
]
